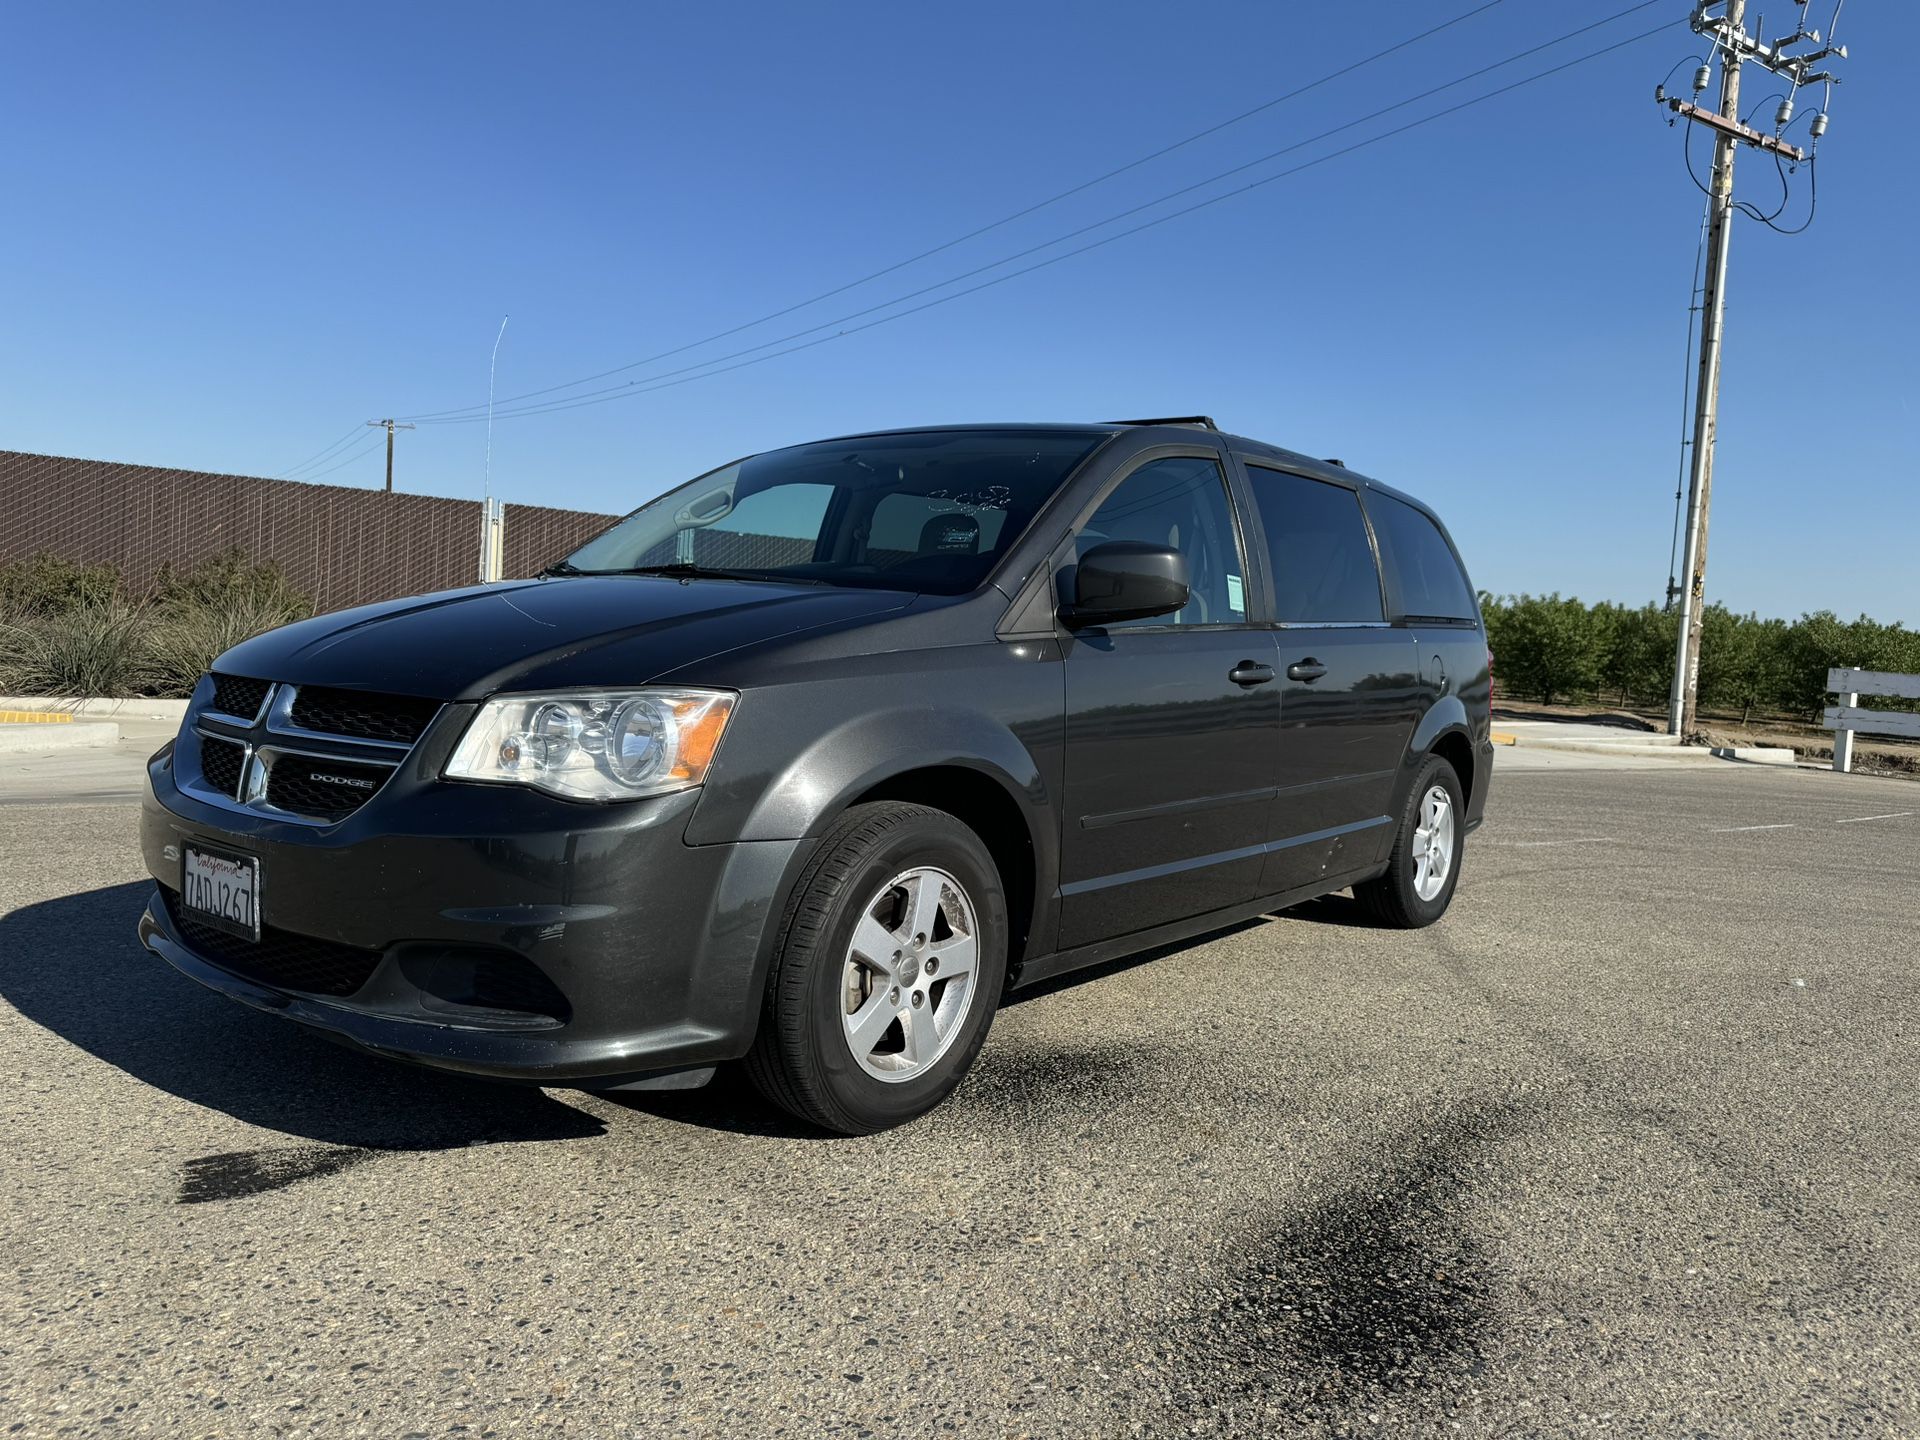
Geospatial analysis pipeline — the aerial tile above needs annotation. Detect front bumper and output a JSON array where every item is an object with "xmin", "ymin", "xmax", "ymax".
[{"xmin": 137, "ymin": 746, "xmax": 807, "ymax": 1087}]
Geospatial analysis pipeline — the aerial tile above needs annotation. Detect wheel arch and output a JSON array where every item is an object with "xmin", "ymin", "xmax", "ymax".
[
  {"xmin": 1404, "ymin": 694, "xmax": 1479, "ymax": 808},
  {"xmin": 846, "ymin": 765, "xmax": 1041, "ymax": 976},
  {"xmin": 694, "ymin": 700, "xmax": 1059, "ymax": 995}
]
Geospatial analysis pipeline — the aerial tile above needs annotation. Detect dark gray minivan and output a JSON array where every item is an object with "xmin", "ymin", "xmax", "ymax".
[{"xmin": 139, "ymin": 419, "xmax": 1492, "ymax": 1133}]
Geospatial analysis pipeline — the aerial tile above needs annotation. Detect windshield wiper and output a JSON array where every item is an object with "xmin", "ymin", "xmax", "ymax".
[
  {"xmin": 608, "ymin": 562, "xmax": 757, "ymax": 580},
  {"xmin": 546, "ymin": 561, "xmax": 825, "ymax": 585}
]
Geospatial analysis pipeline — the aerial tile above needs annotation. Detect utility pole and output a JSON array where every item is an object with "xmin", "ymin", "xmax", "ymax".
[
  {"xmin": 366, "ymin": 418, "xmax": 416, "ymax": 493},
  {"xmin": 1661, "ymin": 0, "xmax": 1843, "ymax": 738},
  {"xmin": 1667, "ymin": 0, "xmax": 1743, "ymax": 738}
]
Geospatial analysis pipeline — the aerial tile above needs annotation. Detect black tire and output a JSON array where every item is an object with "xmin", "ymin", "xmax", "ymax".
[
  {"xmin": 745, "ymin": 802, "xmax": 1008, "ymax": 1134},
  {"xmin": 1354, "ymin": 755, "xmax": 1465, "ymax": 929}
]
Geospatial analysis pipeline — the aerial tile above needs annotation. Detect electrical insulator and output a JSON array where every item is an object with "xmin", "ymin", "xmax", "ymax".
[
  {"xmin": 1692, "ymin": 64, "xmax": 1712, "ymax": 93},
  {"xmin": 1810, "ymin": 112, "xmax": 1829, "ymax": 139},
  {"xmin": 1655, "ymin": 84, "xmax": 1668, "ymax": 103},
  {"xmin": 1775, "ymin": 97, "xmax": 1794, "ymax": 128}
]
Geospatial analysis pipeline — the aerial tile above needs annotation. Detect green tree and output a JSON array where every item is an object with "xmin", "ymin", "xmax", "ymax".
[
  {"xmin": 1697, "ymin": 607, "xmax": 1791, "ymax": 723},
  {"xmin": 1487, "ymin": 593, "xmax": 1599, "ymax": 706},
  {"xmin": 1591, "ymin": 601, "xmax": 1676, "ymax": 707}
]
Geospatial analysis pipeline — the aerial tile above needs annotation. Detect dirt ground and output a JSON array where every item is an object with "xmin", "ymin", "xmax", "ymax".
[{"xmin": 1492, "ymin": 698, "xmax": 1920, "ymax": 779}]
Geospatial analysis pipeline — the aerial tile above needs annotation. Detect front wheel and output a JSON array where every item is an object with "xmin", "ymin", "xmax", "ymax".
[
  {"xmin": 1354, "ymin": 755, "xmax": 1465, "ymax": 929},
  {"xmin": 745, "ymin": 803, "xmax": 1007, "ymax": 1134}
]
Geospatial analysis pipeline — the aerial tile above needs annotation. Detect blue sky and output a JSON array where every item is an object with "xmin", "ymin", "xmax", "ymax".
[{"xmin": 2, "ymin": 2, "xmax": 1914, "ymax": 621}]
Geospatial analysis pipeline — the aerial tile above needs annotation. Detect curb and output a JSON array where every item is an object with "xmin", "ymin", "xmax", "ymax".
[
  {"xmin": 0, "ymin": 720, "xmax": 121, "ymax": 754},
  {"xmin": 0, "ymin": 710, "xmax": 74, "ymax": 724},
  {"xmin": 0, "ymin": 695, "xmax": 190, "ymax": 722},
  {"xmin": 1510, "ymin": 734, "xmax": 1796, "ymax": 765},
  {"xmin": 1707, "ymin": 745, "xmax": 1798, "ymax": 766}
]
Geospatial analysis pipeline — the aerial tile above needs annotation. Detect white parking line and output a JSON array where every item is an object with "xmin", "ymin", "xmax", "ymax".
[
  {"xmin": 1835, "ymin": 811, "xmax": 1914, "ymax": 825},
  {"xmin": 1711, "ymin": 824, "xmax": 1796, "ymax": 833},
  {"xmin": 1511, "ymin": 837, "xmax": 1613, "ymax": 847}
]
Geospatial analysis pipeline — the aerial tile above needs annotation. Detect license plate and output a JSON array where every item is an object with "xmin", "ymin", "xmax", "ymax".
[{"xmin": 181, "ymin": 844, "xmax": 261, "ymax": 941}]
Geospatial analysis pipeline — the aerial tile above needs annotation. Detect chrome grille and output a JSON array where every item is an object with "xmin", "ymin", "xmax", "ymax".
[{"xmin": 182, "ymin": 678, "xmax": 441, "ymax": 825}]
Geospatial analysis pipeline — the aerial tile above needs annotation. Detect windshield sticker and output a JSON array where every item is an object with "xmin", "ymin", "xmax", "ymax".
[
  {"xmin": 1227, "ymin": 574, "xmax": 1245, "ymax": 616},
  {"xmin": 924, "ymin": 485, "xmax": 1013, "ymax": 516}
]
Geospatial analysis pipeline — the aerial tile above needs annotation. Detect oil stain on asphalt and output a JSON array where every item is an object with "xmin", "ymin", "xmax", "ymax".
[
  {"xmin": 178, "ymin": 1145, "xmax": 377, "ymax": 1203},
  {"xmin": 1165, "ymin": 1096, "xmax": 1542, "ymax": 1424}
]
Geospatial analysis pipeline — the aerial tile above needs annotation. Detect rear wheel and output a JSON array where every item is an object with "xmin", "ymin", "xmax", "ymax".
[
  {"xmin": 745, "ymin": 803, "xmax": 1007, "ymax": 1134},
  {"xmin": 1354, "ymin": 755, "xmax": 1465, "ymax": 929}
]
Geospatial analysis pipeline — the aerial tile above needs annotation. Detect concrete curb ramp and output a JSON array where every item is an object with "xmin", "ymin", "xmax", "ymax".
[{"xmin": 0, "ymin": 721, "xmax": 121, "ymax": 753}]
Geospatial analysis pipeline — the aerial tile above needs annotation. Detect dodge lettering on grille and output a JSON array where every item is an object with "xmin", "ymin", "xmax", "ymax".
[{"xmin": 309, "ymin": 771, "xmax": 378, "ymax": 790}]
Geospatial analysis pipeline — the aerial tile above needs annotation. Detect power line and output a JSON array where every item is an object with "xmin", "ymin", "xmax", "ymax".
[
  {"xmin": 276, "ymin": 424, "xmax": 367, "ymax": 479},
  {"xmin": 396, "ymin": 0, "xmax": 1522, "ymax": 424},
  {"xmin": 1666, "ymin": 194, "xmax": 1712, "ymax": 610},
  {"xmin": 300, "ymin": 432, "xmax": 387, "ymax": 482},
  {"xmin": 419, "ymin": 9, "xmax": 1682, "ymax": 428}
]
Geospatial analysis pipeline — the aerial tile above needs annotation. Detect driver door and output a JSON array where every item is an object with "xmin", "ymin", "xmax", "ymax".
[{"xmin": 1056, "ymin": 452, "xmax": 1281, "ymax": 951}]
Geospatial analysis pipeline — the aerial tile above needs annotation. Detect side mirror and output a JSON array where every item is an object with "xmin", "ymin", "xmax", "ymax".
[{"xmin": 1063, "ymin": 541, "xmax": 1189, "ymax": 627}]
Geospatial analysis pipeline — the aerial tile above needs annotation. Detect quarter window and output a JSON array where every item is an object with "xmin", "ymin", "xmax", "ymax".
[
  {"xmin": 1244, "ymin": 468, "xmax": 1383, "ymax": 623},
  {"xmin": 1076, "ymin": 457, "xmax": 1246, "ymax": 627},
  {"xmin": 1368, "ymin": 493, "xmax": 1477, "ymax": 621}
]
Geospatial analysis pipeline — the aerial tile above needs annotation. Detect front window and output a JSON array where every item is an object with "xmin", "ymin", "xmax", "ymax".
[
  {"xmin": 1075, "ymin": 456, "xmax": 1247, "ymax": 627},
  {"xmin": 563, "ymin": 430, "xmax": 1103, "ymax": 594}
]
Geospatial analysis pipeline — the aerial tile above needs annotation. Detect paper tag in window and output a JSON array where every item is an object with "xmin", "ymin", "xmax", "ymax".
[{"xmin": 1226, "ymin": 574, "xmax": 1245, "ymax": 616}]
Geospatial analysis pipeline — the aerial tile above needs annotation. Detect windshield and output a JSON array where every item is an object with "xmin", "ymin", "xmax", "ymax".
[{"xmin": 561, "ymin": 430, "xmax": 1104, "ymax": 594}]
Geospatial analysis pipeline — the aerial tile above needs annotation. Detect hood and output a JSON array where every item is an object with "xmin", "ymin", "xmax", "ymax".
[{"xmin": 216, "ymin": 576, "xmax": 916, "ymax": 700}]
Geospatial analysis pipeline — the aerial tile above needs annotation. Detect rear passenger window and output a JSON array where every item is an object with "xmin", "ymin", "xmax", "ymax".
[
  {"xmin": 1367, "ymin": 493, "xmax": 1477, "ymax": 621},
  {"xmin": 1244, "ymin": 468, "xmax": 1383, "ymax": 623}
]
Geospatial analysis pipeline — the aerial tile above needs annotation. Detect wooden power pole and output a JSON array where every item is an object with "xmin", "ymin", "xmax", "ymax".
[
  {"xmin": 1662, "ymin": 0, "xmax": 1843, "ymax": 738},
  {"xmin": 366, "ymin": 418, "xmax": 416, "ymax": 493}
]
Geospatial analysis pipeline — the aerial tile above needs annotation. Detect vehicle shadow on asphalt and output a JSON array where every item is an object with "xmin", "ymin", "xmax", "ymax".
[
  {"xmin": 1001, "ymin": 918, "xmax": 1270, "ymax": 1005},
  {"xmin": 1274, "ymin": 894, "xmax": 1374, "ymax": 928},
  {"xmin": 0, "ymin": 882, "xmax": 607, "ymax": 1195},
  {"xmin": 603, "ymin": 1067, "xmax": 827, "ymax": 1141},
  {"xmin": 614, "ymin": 923, "xmax": 1281, "ymax": 1140}
]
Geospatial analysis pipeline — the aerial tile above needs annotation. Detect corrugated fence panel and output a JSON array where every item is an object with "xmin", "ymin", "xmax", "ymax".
[
  {"xmin": 500, "ymin": 501, "xmax": 621, "ymax": 579},
  {"xmin": 0, "ymin": 450, "xmax": 619, "ymax": 612}
]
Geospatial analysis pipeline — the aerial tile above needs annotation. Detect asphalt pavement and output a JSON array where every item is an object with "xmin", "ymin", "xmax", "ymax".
[{"xmin": 2, "ymin": 755, "xmax": 1916, "ymax": 1437}]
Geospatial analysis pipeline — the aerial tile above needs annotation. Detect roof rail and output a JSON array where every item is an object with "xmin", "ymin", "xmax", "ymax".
[{"xmin": 1106, "ymin": 415, "xmax": 1218, "ymax": 431}]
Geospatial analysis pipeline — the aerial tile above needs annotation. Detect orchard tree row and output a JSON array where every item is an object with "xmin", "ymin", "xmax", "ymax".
[{"xmin": 1478, "ymin": 594, "xmax": 1920, "ymax": 722}]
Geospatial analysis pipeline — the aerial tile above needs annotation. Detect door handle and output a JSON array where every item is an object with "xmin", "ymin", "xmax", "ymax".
[
  {"xmin": 1286, "ymin": 659, "xmax": 1328, "ymax": 682},
  {"xmin": 1228, "ymin": 661, "xmax": 1276, "ymax": 687}
]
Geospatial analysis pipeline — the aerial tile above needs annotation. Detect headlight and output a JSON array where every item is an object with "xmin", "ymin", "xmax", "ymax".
[{"xmin": 445, "ymin": 688, "xmax": 736, "ymax": 801}]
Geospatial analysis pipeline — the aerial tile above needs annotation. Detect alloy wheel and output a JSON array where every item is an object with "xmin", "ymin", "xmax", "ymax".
[{"xmin": 839, "ymin": 866, "xmax": 979, "ymax": 1083}]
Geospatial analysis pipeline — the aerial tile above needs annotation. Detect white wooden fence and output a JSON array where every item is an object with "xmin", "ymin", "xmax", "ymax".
[{"xmin": 1825, "ymin": 667, "xmax": 1920, "ymax": 773}]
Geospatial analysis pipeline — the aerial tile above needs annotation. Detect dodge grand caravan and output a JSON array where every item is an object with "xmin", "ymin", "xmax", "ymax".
[{"xmin": 139, "ymin": 418, "xmax": 1492, "ymax": 1133}]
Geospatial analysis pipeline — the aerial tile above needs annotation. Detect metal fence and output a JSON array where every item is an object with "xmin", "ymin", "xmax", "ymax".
[{"xmin": 0, "ymin": 450, "xmax": 617, "ymax": 613}]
